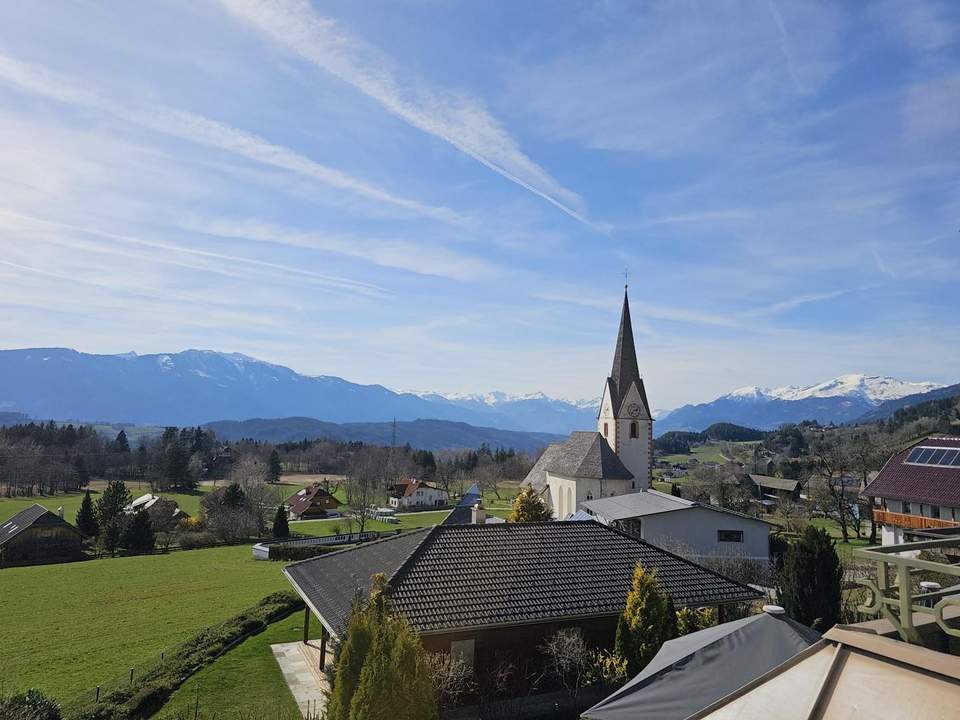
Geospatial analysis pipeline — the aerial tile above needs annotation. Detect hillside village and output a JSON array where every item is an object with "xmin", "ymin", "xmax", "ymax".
[
  {"xmin": 3, "ymin": 2, "xmax": 960, "ymax": 719},
  {"xmin": 2, "ymin": 288, "xmax": 960, "ymax": 719}
]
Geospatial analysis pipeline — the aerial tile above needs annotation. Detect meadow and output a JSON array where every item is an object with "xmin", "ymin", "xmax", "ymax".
[{"xmin": 0, "ymin": 544, "xmax": 289, "ymax": 702}]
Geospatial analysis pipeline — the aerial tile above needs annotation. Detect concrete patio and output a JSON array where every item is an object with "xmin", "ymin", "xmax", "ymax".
[{"xmin": 271, "ymin": 640, "xmax": 331, "ymax": 719}]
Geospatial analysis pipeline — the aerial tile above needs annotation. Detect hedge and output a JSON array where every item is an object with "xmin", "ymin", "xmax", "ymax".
[
  {"xmin": 267, "ymin": 544, "xmax": 348, "ymax": 561},
  {"xmin": 65, "ymin": 591, "xmax": 303, "ymax": 720}
]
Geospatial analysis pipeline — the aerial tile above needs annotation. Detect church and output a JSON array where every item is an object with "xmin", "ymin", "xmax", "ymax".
[{"xmin": 522, "ymin": 287, "xmax": 653, "ymax": 518}]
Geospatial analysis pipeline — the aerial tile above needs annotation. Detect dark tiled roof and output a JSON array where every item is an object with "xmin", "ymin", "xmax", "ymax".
[
  {"xmin": 285, "ymin": 521, "xmax": 760, "ymax": 637},
  {"xmin": 544, "ymin": 432, "xmax": 633, "ymax": 480},
  {"xmin": 286, "ymin": 484, "xmax": 340, "ymax": 516},
  {"xmin": 0, "ymin": 503, "xmax": 82, "ymax": 547},
  {"xmin": 284, "ymin": 528, "xmax": 432, "ymax": 637},
  {"xmin": 864, "ymin": 437, "xmax": 960, "ymax": 507},
  {"xmin": 443, "ymin": 483, "xmax": 482, "ymax": 525},
  {"xmin": 521, "ymin": 443, "xmax": 562, "ymax": 491}
]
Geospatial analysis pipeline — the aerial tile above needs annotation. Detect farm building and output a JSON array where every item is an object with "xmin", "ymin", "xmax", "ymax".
[
  {"xmin": 0, "ymin": 504, "xmax": 85, "ymax": 568},
  {"xmin": 286, "ymin": 484, "xmax": 341, "ymax": 520},
  {"xmin": 283, "ymin": 521, "xmax": 760, "ymax": 680}
]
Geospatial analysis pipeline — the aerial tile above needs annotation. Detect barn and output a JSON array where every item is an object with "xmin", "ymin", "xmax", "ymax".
[{"xmin": 0, "ymin": 504, "xmax": 85, "ymax": 568}]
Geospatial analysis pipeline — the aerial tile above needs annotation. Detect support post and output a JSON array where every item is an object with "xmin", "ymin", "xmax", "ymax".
[
  {"xmin": 303, "ymin": 604, "xmax": 310, "ymax": 644},
  {"xmin": 319, "ymin": 625, "xmax": 327, "ymax": 671}
]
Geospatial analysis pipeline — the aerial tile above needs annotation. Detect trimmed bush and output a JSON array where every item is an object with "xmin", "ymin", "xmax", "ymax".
[
  {"xmin": 176, "ymin": 532, "xmax": 217, "ymax": 550},
  {"xmin": 267, "ymin": 544, "xmax": 344, "ymax": 561}
]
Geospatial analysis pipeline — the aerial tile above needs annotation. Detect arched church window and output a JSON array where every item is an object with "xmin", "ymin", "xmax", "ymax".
[
  {"xmin": 630, "ymin": 421, "xmax": 639, "ymax": 439},
  {"xmin": 586, "ymin": 491, "xmax": 593, "ymax": 501},
  {"xmin": 603, "ymin": 422, "xmax": 608, "ymax": 437}
]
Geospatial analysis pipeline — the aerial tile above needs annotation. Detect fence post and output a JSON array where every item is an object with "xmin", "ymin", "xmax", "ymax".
[
  {"xmin": 130, "ymin": 667, "xmax": 134, "ymax": 684},
  {"xmin": 95, "ymin": 686, "xmax": 100, "ymax": 703}
]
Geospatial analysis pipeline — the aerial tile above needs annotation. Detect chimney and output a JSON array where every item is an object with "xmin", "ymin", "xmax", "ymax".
[
  {"xmin": 471, "ymin": 502, "xmax": 487, "ymax": 525},
  {"xmin": 57, "ymin": 506, "xmax": 64, "ymax": 519}
]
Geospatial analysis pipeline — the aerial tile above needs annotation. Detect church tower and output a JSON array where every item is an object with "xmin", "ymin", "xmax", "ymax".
[{"xmin": 597, "ymin": 287, "xmax": 653, "ymax": 489}]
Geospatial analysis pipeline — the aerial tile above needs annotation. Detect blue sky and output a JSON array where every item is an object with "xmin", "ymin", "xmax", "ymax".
[{"xmin": 0, "ymin": 0, "xmax": 958, "ymax": 410}]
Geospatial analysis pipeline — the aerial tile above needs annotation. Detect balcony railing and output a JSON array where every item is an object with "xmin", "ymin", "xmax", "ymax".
[{"xmin": 872, "ymin": 509, "xmax": 959, "ymax": 530}]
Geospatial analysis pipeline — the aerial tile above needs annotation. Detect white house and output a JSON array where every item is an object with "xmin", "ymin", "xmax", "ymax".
[
  {"xmin": 582, "ymin": 489, "xmax": 772, "ymax": 561},
  {"xmin": 389, "ymin": 478, "xmax": 450, "ymax": 509},
  {"xmin": 521, "ymin": 287, "xmax": 652, "ymax": 519}
]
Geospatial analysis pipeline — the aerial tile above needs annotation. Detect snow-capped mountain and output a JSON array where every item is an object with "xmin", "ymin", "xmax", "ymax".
[
  {"xmin": 657, "ymin": 374, "xmax": 946, "ymax": 434},
  {"xmin": 0, "ymin": 348, "xmax": 597, "ymax": 435},
  {"xmin": 721, "ymin": 375, "xmax": 942, "ymax": 405}
]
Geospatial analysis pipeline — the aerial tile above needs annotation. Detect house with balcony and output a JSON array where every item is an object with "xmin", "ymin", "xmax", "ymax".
[
  {"xmin": 388, "ymin": 478, "xmax": 449, "ymax": 509},
  {"xmin": 862, "ymin": 436, "xmax": 960, "ymax": 546}
]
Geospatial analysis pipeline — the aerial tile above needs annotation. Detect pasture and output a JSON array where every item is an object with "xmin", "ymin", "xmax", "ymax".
[{"xmin": 0, "ymin": 544, "xmax": 289, "ymax": 702}]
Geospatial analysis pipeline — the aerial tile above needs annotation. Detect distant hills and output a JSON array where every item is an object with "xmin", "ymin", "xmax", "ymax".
[
  {"xmin": 855, "ymin": 382, "xmax": 960, "ymax": 424},
  {"xmin": 205, "ymin": 417, "xmax": 564, "ymax": 453},
  {"xmin": 0, "ymin": 348, "xmax": 595, "ymax": 435},
  {"xmin": 656, "ymin": 374, "xmax": 947, "ymax": 434}
]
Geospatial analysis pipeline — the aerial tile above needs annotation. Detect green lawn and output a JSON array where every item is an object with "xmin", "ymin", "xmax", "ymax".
[
  {"xmin": 291, "ymin": 509, "xmax": 452, "ymax": 535},
  {"xmin": 0, "ymin": 545, "xmax": 289, "ymax": 702},
  {"xmin": 159, "ymin": 613, "xmax": 311, "ymax": 719},
  {"xmin": 808, "ymin": 517, "xmax": 873, "ymax": 562},
  {"xmin": 660, "ymin": 442, "xmax": 731, "ymax": 466}
]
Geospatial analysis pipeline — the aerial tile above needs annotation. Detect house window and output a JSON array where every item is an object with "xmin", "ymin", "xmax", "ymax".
[
  {"xmin": 718, "ymin": 530, "xmax": 744, "ymax": 543},
  {"xmin": 932, "ymin": 506, "xmax": 941, "ymax": 519},
  {"xmin": 903, "ymin": 502, "xmax": 912, "ymax": 515},
  {"xmin": 630, "ymin": 422, "xmax": 639, "ymax": 438},
  {"xmin": 603, "ymin": 422, "xmax": 608, "ymax": 437}
]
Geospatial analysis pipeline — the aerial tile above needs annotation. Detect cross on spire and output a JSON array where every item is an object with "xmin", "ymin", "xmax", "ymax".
[{"xmin": 623, "ymin": 267, "xmax": 630, "ymax": 289}]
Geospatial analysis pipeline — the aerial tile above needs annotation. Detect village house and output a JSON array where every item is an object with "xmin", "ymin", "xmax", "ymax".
[
  {"xmin": 0, "ymin": 504, "xmax": 85, "ymax": 567},
  {"xmin": 286, "ymin": 484, "xmax": 341, "ymax": 521},
  {"xmin": 388, "ymin": 478, "xmax": 449, "ymax": 509},
  {"xmin": 581, "ymin": 489, "xmax": 773, "ymax": 561},
  {"xmin": 283, "ymin": 521, "xmax": 760, "ymax": 680},
  {"xmin": 863, "ymin": 436, "xmax": 960, "ymax": 546},
  {"xmin": 742, "ymin": 473, "xmax": 803, "ymax": 507}
]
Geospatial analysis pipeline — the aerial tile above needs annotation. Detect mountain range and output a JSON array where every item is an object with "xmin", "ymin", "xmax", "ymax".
[
  {"xmin": 655, "ymin": 374, "xmax": 946, "ymax": 433},
  {"xmin": 0, "ymin": 349, "xmax": 952, "ymax": 444}
]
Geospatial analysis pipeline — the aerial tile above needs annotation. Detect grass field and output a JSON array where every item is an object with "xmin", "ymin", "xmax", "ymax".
[
  {"xmin": 0, "ymin": 545, "xmax": 290, "ymax": 702},
  {"xmin": 159, "ymin": 613, "xmax": 311, "ymax": 718},
  {"xmin": 660, "ymin": 442, "xmax": 732, "ymax": 466}
]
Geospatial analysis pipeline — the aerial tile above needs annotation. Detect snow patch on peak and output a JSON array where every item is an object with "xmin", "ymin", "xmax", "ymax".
[
  {"xmin": 723, "ymin": 386, "xmax": 774, "ymax": 402},
  {"xmin": 767, "ymin": 374, "xmax": 942, "ymax": 404}
]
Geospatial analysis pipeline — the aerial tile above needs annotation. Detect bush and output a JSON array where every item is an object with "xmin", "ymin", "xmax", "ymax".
[
  {"xmin": 268, "ymin": 544, "xmax": 342, "ymax": 561},
  {"xmin": 176, "ymin": 532, "xmax": 217, "ymax": 550},
  {"xmin": 0, "ymin": 688, "xmax": 62, "ymax": 720}
]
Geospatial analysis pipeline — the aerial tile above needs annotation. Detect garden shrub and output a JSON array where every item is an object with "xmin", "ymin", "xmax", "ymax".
[
  {"xmin": 0, "ymin": 688, "xmax": 63, "ymax": 720},
  {"xmin": 176, "ymin": 532, "xmax": 217, "ymax": 550}
]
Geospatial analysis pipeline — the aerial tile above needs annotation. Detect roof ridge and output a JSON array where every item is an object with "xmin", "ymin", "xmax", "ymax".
[
  {"xmin": 385, "ymin": 525, "xmax": 442, "ymax": 589},
  {"xmin": 282, "ymin": 526, "xmax": 433, "ymax": 570}
]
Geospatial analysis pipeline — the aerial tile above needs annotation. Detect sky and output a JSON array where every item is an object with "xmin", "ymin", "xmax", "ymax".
[{"xmin": 0, "ymin": 0, "xmax": 958, "ymax": 411}]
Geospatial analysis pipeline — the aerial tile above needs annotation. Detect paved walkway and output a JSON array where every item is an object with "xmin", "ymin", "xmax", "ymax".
[{"xmin": 271, "ymin": 641, "xmax": 328, "ymax": 719}]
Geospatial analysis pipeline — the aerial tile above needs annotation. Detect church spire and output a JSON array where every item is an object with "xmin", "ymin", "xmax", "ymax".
[{"xmin": 610, "ymin": 287, "xmax": 641, "ymax": 406}]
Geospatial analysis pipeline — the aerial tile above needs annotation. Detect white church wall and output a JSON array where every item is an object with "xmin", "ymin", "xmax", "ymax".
[{"xmin": 547, "ymin": 472, "xmax": 632, "ymax": 519}]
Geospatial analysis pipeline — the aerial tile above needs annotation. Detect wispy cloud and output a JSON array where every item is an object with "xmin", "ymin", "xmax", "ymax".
[
  {"xmin": 218, "ymin": 0, "xmax": 589, "ymax": 224},
  {"xmin": 0, "ymin": 53, "xmax": 461, "ymax": 224}
]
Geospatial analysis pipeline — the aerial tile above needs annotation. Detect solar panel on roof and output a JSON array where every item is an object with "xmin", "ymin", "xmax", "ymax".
[
  {"xmin": 906, "ymin": 448, "xmax": 925, "ymax": 463},
  {"xmin": 943, "ymin": 449, "xmax": 960, "ymax": 465},
  {"xmin": 916, "ymin": 448, "xmax": 936, "ymax": 463},
  {"xmin": 953, "ymin": 452, "xmax": 960, "ymax": 467},
  {"xmin": 929, "ymin": 449, "xmax": 948, "ymax": 464}
]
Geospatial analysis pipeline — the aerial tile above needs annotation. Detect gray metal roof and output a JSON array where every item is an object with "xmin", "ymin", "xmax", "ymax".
[
  {"xmin": 443, "ymin": 483, "xmax": 482, "ymax": 525},
  {"xmin": 583, "ymin": 490, "xmax": 775, "ymax": 526},
  {"xmin": 284, "ymin": 521, "xmax": 761, "ymax": 638},
  {"xmin": 608, "ymin": 289, "xmax": 651, "ymax": 418},
  {"xmin": 544, "ymin": 432, "xmax": 633, "ymax": 480},
  {"xmin": 0, "ymin": 503, "xmax": 82, "ymax": 548},
  {"xmin": 583, "ymin": 610, "xmax": 821, "ymax": 720}
]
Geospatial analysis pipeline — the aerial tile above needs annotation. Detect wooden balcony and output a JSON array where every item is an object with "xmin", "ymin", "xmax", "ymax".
[{"xmin": 873, "ymin": 509, "xmax": 960, "ymax": 531}]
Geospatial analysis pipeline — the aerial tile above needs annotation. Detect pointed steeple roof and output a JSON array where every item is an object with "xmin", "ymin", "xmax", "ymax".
[{"xmin": 607, "ymin": 288, "xmax": 651, "ymax": 416}]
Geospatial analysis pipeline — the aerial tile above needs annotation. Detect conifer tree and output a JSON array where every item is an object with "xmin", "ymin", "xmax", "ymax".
[
  {"xmin": 96, "ymin": 479, "xmax": 131, "ymax": 526},
  {"xmin": 614, "ymin": 563, "xmax": 676, "ymax": 675},
  {"xmin": 114, "ymin": 429, "xmax": 131, "ymax": 454},
  {"xmin": 508, "ymin": 486, "xmax": 552, "ymax": 522},
  {"xmin": 268, "ymin": 449, "xmax": 283, "ymax": 484},
  {"xmin": 72, "ymin": 455, "xmax": 90, "ymax": 487},
  {"xmin": 76, "ymin": 489, "xmax": 99, "ymax": 538},
  {"xmin": 776, "ymin": 525, "xmax": 842, "ymax": 630},
  {"xmin": 122, "ymin": 509, "xmax": 155, "ymax": 554},
  {"xmin": 272, "ymin": 504, "xmax": 289, "ymax": 539},
  {"xmin": 327, "ymin": 575, "xmax": 438, "ymax": 720}
]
